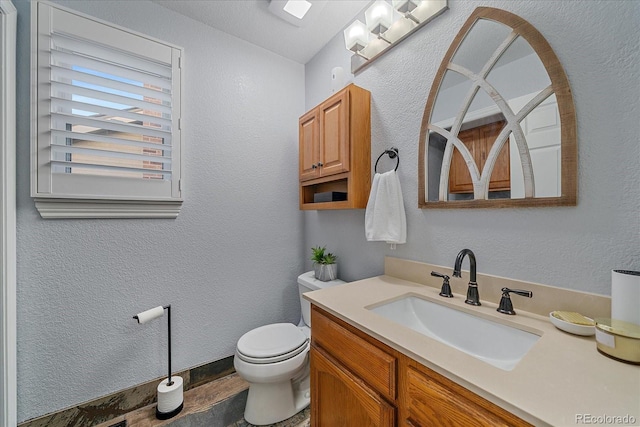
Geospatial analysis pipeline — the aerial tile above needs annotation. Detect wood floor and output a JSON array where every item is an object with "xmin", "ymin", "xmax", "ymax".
[{"xmin": 95, "ymin": 373, "xmax": 310, "ymax": 427}]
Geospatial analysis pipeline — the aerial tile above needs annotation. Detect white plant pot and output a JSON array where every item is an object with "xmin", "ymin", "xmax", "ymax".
[{"xmin": 314, "ymin": 264, "xmax": 338, "ymax": 282}]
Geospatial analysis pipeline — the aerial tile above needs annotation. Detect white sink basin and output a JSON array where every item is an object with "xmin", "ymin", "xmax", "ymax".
[{"xmin": 369, "ymin": 295, "xmax": 540, "ymax": 371}]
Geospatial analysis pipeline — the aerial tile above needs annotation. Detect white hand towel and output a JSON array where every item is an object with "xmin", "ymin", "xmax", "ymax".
[{"xmin": 365, "ymin": 170, "xmax": 406, "ymax": 245}]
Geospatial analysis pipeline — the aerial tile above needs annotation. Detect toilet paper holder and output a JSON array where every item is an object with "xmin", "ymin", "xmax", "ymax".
[{"xmin": 134, "ymin": 304, "xmax": 184, "ymax": 419}]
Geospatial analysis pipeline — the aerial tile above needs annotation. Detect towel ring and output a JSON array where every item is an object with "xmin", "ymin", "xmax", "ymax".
[{"xmin": 375, "ymin": 148, "xmax": 399, "ymax": 173}]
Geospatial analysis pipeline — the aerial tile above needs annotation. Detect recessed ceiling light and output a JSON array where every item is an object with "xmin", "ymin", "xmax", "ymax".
[
  {"xmin": 283, "ymin": 0, "xmax": 312, "ymax": 20},
  {"xmin": 268, "ymin": 0, "xmax": 326, "ymax": 28}
]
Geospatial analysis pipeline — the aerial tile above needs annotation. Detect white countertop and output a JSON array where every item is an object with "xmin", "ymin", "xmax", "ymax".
[{"xmin": 304, "ymin": 275, "xmax": 640, "ymax": 426}]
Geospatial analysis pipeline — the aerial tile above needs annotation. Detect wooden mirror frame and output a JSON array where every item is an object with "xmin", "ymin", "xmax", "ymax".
[{"xmin": 418, "ymin": 7, "xmax": 576, "ymax": 208}]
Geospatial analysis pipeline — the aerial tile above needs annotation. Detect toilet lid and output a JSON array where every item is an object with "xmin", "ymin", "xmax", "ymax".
[{"xmin": 237, "ymin": 323, "xmax": 308, "ymax": 362}]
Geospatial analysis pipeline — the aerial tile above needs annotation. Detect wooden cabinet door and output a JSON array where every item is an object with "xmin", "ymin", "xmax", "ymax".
[
  {"xmin": 319, "ymin": 90, "xmax": 350, "ymax": 177},
  {"xmin": 481, "ymin": 123, "xmax": 510, "ymax": 191},
  {"xmin": 404, "ymin": 364, "xmax": 532, "ymax": 427},
  {"xmin": 312, "ymin": 306, "xmax": 397, "ymax": 401},
  {"xmin": 311, "ymin": 347, "xmax": 395, "ymax": 427},
  {"xmin": 449, "ymin": 127, "xmax": 481, "ymax": 194},
  {"xmin": 449, "ymin": 121, "xmax": 509, "ymax": 194},
  {"xmin": 300, "ymin": 109, "xmax": 320, "ymax": 181}
]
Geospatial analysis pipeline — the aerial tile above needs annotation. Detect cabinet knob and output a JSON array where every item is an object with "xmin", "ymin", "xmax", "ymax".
[
  {"xmin": 317, "ymin": 162, "xmax": 323, "ymax": 167},
  {"xmin": 312, "ymin": 164, "xmax": 317, "ymax": 169}
]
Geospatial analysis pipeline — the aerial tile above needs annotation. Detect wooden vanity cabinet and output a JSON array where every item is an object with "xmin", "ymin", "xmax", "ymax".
[
  {"xmin": 311, "ymin": 348, "xmax": 395, "ymax": 426},
  {"xmin": 299, "ymin": 84, "xmax": 371, "ymax": 210},
  {"xmin": 311, "ymin": 306, "xmax": 396, "ymax": 426},
  {"xmin": 310, "ymin": 305, "xmax": 532, "ymax": 427},
  {"xmin": 404, "ymin": 360, "xmax": 532, "ymax": 427}
]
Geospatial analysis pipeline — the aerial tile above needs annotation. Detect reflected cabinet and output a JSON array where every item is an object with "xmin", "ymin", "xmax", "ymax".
[{"xmin": 448, "ymin": 120, "xmax": 510, "ymax": 196}]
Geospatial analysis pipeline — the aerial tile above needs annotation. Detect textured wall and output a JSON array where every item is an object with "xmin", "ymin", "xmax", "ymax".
[
  {"xmin": 15, "ymin": 0, "xmax": 304, "ymax": 422},
  {"xmin": 304, "ymin": 0, "xmax": 640, "ymax": 292}
]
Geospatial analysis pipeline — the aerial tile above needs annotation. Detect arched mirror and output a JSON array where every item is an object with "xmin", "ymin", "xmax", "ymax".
[{"xmin": 418, "ymin": 7, "xmax": 576, "ymax": 208}]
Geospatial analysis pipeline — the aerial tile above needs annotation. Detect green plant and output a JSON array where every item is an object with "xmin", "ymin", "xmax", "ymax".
[
  {"xmin": 322, "ymin": 252, "xmax": 337, "ymax": 265},
  {"xmin": 311, "ymin": 246, "xmax": 337, "ymax": 265}
]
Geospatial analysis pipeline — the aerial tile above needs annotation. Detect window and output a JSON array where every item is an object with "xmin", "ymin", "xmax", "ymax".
[{"xmin": 31, "ymin": 2, "xmax": 183, "ymax": 218}]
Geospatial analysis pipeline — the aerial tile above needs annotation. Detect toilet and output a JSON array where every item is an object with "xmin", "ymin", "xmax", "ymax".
[{"xmin": 234, "ymin": 271, "xmax": 345, "ymax": 425}]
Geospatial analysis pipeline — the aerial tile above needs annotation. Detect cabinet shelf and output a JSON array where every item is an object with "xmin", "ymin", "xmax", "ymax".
[{"xmin": 300, "ymin": 177, "xmax": 349, "ymax": 210}]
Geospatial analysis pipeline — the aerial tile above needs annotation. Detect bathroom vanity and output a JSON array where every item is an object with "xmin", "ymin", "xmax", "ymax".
[
  {"xmin": 311, "ymin": 306, "xmax": 531, "ymax": 426},
  {"xmin": 305, "ymin": 257, "xmax": 640, "ymax": 426}
]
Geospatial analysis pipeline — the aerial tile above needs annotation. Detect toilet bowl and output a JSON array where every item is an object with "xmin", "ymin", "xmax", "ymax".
[{"xmin": 234, "ymin": 271, "xmax": 345, "ymax": 425}]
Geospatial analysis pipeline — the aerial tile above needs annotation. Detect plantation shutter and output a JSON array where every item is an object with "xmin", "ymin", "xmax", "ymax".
[{"xmin": 33, "ymin": 2, "xmax": 182, "ymax": 206}]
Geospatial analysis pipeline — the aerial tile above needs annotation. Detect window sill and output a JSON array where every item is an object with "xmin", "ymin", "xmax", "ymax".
[{"xmin": 34, "ymin": 198, "xmax": 183, "ymax": 219}]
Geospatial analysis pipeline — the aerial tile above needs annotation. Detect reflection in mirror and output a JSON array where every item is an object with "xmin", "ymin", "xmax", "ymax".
[
  {"xmin": 451, "ymin": 18, "xmax": 512, "ymax": 75},
  {"xmin": 419, "ymin": 7, "xmax": 576, "ymax": 208},
  {"xmin": 431, "ymin": 70, "xmax": 472, "ymax": 124},
  {"xmin": 486, "ymin": 36, "xmax": 550, "ymax": 99},
  {"xmin": 510, "ymin": 94, "xmax": 561, "ymax": 199}
]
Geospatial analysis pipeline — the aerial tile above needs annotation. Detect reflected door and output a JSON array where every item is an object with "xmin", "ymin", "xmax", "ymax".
[{"xmin": 509, "ymin": 94, "xmax": 561, "ymax": 198}]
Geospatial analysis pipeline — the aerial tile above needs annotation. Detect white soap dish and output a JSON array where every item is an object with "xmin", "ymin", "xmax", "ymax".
[{"xmin": 549, "ymin": 311, "xmax": 596, "ymax": 336}]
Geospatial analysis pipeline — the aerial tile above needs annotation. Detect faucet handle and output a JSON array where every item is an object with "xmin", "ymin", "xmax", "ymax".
[
  {"xmin": 431, "ymin": 271, "xmax": 453, "ymax": 298},
  {"xmin": 497, "ymin": 287, "xmax": 533, "ymax": 315}
]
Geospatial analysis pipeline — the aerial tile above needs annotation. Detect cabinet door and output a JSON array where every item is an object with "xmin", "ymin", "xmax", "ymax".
[
  {"xmin": 319, "ymin": 90, "xmax": 350, "ymax": 177},
  {"xmin": 404, "ymin": 365, "xmax": 531, "ymax": 427},
  {"xmin": 449, "ymin": 127, "xmax": 480, "ymax": 194},
  {"xmin": 449, "ymin": 121, "xmax": 509, "ymax": 194},
  {"xmin": 481, "ymin": 123, "xmax": 510, "ymax": 191},
  {"xmin": 299, "ymin": 109, "xmax": 320, "ymax": 181},
  {"xmin": 312, "ymin": 306, "xmax": 397, "ymax": 401},
  {"xmin": 311, "ymin": 347, "xmax": 395, "ymax": 427}
]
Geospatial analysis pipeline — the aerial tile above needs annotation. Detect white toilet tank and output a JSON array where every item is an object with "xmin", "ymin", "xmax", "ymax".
[{"xmin": 298, "ymin": 271, "xmax": 345, "ymax": 327}]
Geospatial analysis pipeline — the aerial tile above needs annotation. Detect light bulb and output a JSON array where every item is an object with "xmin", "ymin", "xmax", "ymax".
[
  {"xmin": 343, "ymin": 20, "xmax": 370, "ymax": 52},
  {"xmin": 365, "ymin": 0, "xmax": 395, "ymax": 34}
]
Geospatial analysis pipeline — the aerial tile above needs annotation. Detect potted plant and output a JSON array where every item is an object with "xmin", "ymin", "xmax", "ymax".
[{"xmin": 311, "ymin": 246, "xmax": 338, "ymax": 282}]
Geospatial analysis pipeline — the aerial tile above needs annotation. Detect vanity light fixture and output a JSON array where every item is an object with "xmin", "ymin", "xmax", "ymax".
[
  {"xmin": 344, "ymin": 20, "xmax": 370, "ymax": 58},
  {"xmin": 393, "ymin": 0, "xmax": 422, "ymax": 23},
  {"xmin": 393, "ymin": 0, "xmax": 421, "ymax": 14},
  {"xmin": 365, "ymin": 0, "xmax": 394, "ymax": 39},
  {"xmin": 344, "ymin": 0, "xmax": 448, "ymax": 74}
]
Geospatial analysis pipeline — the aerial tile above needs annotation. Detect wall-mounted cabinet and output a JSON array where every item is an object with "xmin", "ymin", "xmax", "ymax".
[{"xmin": 299, "ymin": 84, "xmax": 371, "ymax": 210}]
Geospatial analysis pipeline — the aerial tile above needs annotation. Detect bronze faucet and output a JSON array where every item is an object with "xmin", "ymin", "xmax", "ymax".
[{"xmin": 453, "ymin": 249, "xmax": 480, "ymax": 306}]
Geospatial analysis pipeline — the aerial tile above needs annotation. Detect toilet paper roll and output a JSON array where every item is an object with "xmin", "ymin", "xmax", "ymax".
[
  {"xmin": 611, "ymin": 269, "xmax": 640, "ymax": 326},
  {"xmin": 157, "ymin": 376, "xmax": 183, "ymax": 414},
  {"xmin": 135, "ymin": 306, "xmax": 164, "ymax": 324}
]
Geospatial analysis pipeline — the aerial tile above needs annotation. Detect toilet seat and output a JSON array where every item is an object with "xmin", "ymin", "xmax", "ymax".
[{"xmin": 236, "ymin": 323, "xmax": 309, "ymax": 364}]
